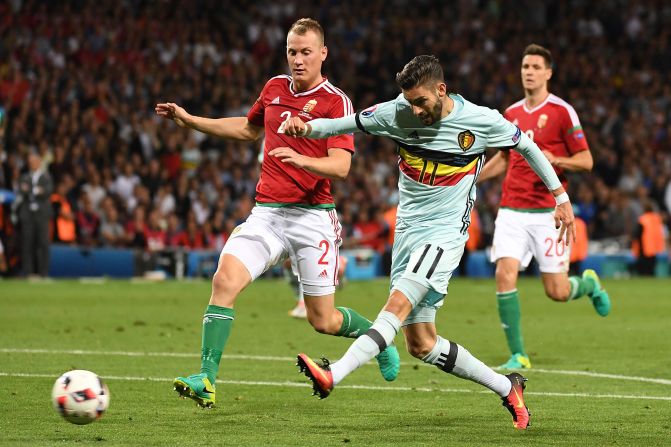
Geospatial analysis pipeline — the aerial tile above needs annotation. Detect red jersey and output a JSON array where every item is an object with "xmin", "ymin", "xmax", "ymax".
[
  {"xmin": 247, "ymin": 75, "xmax": 354, "ymax": 207},
  {"xmin": 501, "ymin": 94, "xmax": 589, "ymax": 209}
]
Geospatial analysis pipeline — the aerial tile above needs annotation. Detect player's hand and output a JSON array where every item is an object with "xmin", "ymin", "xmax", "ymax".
[
  {"xmin": 268, "ymin": 146, "xmax": 308, "ymax": 168},
  {"xmin": 282, "ymin": 117, "xmax": 310, "ymax": 136},
  {"xmin": 554, "ymin": 201, "xmax": 576, "ymax": 245},
  {"xmin": 155, "ymin": 102, "xmax": 190, "ymax": 128}
]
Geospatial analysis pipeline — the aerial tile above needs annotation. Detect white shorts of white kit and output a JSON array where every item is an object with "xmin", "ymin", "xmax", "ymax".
[
  {"xmin": 490, "ymin": 208, "xmax": 570, "ymax": 274},
  {"xmin": 222, "ymin": 206, "xmax": 343, "ymax": 296}
]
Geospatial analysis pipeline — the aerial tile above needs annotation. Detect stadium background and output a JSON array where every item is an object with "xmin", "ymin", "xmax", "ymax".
[{"xmin": 0, "ymin": 0, "xmax": 669, "ymax": 278}]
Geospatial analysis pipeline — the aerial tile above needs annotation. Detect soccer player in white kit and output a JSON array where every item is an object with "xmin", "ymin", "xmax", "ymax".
[
  {"xmin": 155, "ymin": 18, "xmax": 399, "ymax": 408},
  {"xmin": 478, "ymin": 44, "xmax": 611, "ymax": 370},
  {"xmin": 278, "ymin": 55, "xmax": 577, "ymax": 429}
]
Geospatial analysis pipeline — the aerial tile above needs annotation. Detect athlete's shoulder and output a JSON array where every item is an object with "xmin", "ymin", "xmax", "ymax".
[
  {"xmin": 319, "ymin": 80, "xmax": 354, "ymax": 117},
  {"xmin": 458, "ymin": 94, "xmax": 504, "ymax": 122},
  {"xmin": 267, "ymin": 74, "xmax": 292, "ymax": 86},
  {"xmin": 546, "ymin": 93, "xmax": 581, "ymax": 123},
  {"xmin": 504, "ymin": 98, "xmax": 526, "ymax": 114},
  {"xmin": 260, "ymin": 75, "xmax": 292, "ymax": 97}
]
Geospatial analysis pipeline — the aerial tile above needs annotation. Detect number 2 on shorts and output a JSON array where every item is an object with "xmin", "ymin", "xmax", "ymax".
[{"xmin": 318, "ymin": 240, "xmax": 329, "ymax": 265}]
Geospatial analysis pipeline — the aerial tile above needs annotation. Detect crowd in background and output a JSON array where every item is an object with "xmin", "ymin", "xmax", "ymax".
[{"xmin": 0, "ymin": 0, "xmax": 670, "ymax": 275}]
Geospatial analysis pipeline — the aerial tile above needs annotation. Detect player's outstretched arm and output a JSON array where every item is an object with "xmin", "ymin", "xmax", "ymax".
[
  {"xmin": 477, "ymin": 151, "xmax": 509, "ymax": 184},
  {"xmin": 155, "ymin": 102, "xmax": 263, "ymax": 141},
  {"xmin": 282, "ymin": 115, "xmax": 359, "ymax": 139}
]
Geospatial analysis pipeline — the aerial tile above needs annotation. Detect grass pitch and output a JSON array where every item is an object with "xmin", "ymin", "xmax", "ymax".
[{"xmin": 1, "ymin": 277, "xmax": 670, "ymax": 446}]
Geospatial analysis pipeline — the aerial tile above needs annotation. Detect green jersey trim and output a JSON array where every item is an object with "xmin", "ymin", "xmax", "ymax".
[
  {"xmin": 501, "ymin": 206, "xmax": 554, "ymax": 213},
  {"xmin": 256, "ymin": 202, "xmax": 336, "ymax": 210},
  {"xmin": 567, "ymin": 125, "xmax": 583, "ymax": 134}
]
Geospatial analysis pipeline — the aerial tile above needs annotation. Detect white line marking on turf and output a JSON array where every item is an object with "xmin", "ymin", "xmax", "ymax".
[
  {"xmin": 1, "ymin": 372, "xmax": 670, "ymax": 401},
  {"xmin": 2, "ymin": 348, "xmax": 671, "ymax": 387}
]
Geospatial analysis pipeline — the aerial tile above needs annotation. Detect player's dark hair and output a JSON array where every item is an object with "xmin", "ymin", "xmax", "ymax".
[
  {"xmin": 396, "ymin": 55, "xmax": 444, "ymax": 90},
  {"xmin": 523, "ymin": 44, "xmax": 553, "ymax": 69},
  {"xmin": 288, "ymin": 18, "xmax": 325, "ymax": 46}
]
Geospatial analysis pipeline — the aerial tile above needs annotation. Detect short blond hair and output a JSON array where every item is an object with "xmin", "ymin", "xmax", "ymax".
[{"xmin": 288, "ymin": 18, "xmax": 325, "ymax": 46}]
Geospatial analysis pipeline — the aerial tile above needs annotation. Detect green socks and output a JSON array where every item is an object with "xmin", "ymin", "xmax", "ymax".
[
  {"xmin": 568, "ymin": 276, "xmax": 595, "ymax": 300},
  {"xmin": 335, "ymin": 306, "xmax": 373, "ymax": 338},
  {"xmin": 496, "ymin": 290, "xmax": 526, "ymax": 356},
  {"xmin": 200, "ymin": 305, "xmax": 235, "ymax": 383}
]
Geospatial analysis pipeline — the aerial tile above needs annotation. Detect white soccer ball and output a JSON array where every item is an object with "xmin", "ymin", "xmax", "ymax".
[{"xmin": 51, "ymin": 370, "xmax": 110, "ymax": 425}]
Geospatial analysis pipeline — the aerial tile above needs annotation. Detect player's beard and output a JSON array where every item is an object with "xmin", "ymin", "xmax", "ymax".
[{"xmin": 421, "ymin": 98, "xmax": 443, "ymax": 125}]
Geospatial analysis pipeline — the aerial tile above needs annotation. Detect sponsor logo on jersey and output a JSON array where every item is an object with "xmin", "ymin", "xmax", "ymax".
[
  {"xmin": 361, "ymin": 105, "xmax": 377, "ymax": 117},
  {"xmin": 457, "ymin": 130, "xmax": 475, "ymax": 151},
  {"xmin": 302, "ymin": 99, "xmax": 317, "ymax": 112},
  {"xmin": 271, "ymin": 96, "xmax": 280, "ymax": 104},
  {"xmin": 512, "ymin": 126, "xmax": 521, "ymax": 144},
  {"xmin": 537, "ymin": 113, "xmax": 548, "ymax": 128}
]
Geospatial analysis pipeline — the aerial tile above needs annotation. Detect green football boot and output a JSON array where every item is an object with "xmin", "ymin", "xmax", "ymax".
[
  {"xmin": 499, "ymin": 353, "xmax": 532, "ymax": 370},
  {"xmin": 582, "ymin": 269, "xmax": 611, "ymax": 317},
  {"xmin": 173, "ymin": 373, "xmax": 215, "ymax": 408},
  {"xmin": 375, "ymin": 344, "xmax": 400, "ymax": 381}
]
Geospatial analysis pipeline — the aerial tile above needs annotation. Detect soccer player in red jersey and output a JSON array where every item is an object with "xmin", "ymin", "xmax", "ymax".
[
  {"xmin": 155, "ymin": 18, "xmax": 399, "ymax": 407},
  {"xmin": 478, "ymin": 44, "xmax": 611, "ymax": 369}
]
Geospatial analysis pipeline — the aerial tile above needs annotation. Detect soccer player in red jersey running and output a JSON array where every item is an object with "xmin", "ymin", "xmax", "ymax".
[
  {"xmin": 155, "ymin": 18, "xmax": 399, "ymax": 408},
  {"xmin": 478, "ymin": 44, "xmax": 611, "ymax": 370}
]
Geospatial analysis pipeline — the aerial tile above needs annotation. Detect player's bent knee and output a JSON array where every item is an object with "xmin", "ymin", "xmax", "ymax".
[
  {"xmin": 211, "ymin": 269, "xmax": 247, "ymax": 306},
  {"xmin": 495, "ymin": 263, "xmax": 518, "ymax": 290}
]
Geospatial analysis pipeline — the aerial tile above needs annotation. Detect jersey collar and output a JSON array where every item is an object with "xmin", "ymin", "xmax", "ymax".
[
  {"xmin": 289, "ymin": 76, "xmax": 328, "ymax": 97},
  {"xmin": 523, "ymin": 93, "xmax": 552, "ymax": 114}
]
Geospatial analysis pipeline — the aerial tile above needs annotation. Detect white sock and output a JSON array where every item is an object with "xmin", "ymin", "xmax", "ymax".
[
  {"xmin": 331, "ymin": 311, "xmax": 400, "ymax": 385},
  {"xmin": 422, "ymin": 336, "xmax": 511, "ymax": 397}
]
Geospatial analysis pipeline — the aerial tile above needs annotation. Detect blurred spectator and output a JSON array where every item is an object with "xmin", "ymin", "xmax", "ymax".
[
  {"xmin": 75, "ymin": 192, "xmax": 100, "ymax": 246},
  {"xmin": 99, "ymin": 205, "xmax": 125, "ymax": 247},
  {"xmin": 50, "ymin": 180, "xmax": 76, "ymax": 244},
  {"xmin": 631, "ymin": 200, "xmax": 666, "ymax": 276},
  {"xmin": 16, "ymin": 152, "xmax": 53, "ymax": 276},
  {"xmin": 569, "ymin": 216, "xmax": 589, "ymax": 275}
]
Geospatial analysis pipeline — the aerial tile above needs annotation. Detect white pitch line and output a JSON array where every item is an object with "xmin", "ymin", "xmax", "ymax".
[
  {"xmin": 2, "ymin": 347, "xmax": 671, "ymax": 386},
  {"xmin": 0, "ymin": 372, "xmax": 670, "ymax": 401}
]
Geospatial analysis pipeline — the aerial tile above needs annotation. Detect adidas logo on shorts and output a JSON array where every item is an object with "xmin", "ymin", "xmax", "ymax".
[{"xmin": 318, "ymin": 270, "xmax": 328, "ymax": 278}]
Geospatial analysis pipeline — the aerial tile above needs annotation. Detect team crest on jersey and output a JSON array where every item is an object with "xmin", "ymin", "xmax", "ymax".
[
  {"xmin": 303, "ymin": 99, "xmax": 317, "ymax": 113},
  {"xmin": 537, "ymin": 113, "xmax": 548, "ymax": 129},
  {"xmin": 458, "ymin": 130, "xmax": 475, "ymax": 151}
]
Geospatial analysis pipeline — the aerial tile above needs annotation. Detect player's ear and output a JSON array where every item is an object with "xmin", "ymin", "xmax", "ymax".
[
  {"xmin": 321, "ymin": 45, "xmax": 328, "ymax": 61},
  {"xmin": 546, "ymin": 68, "xmax": 553, "ymax": 81},
  {"xmin": 437, "ymin": 82, "xmax": 447, "ymax": 97}
]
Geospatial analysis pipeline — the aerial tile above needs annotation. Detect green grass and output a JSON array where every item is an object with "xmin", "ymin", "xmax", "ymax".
[{"xmin": 1, "ymin": 277, "xmax": 670, "ymax": 446}]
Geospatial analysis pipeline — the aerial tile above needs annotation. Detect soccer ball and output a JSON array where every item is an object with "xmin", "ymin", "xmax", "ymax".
[{"xmin": 51, "ymin": 370, "xmax": 110, "ymax": 425}]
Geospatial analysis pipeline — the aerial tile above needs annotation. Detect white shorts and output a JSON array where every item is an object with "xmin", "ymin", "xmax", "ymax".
[
  {"xmin": 222, "ymin": 206, "xmax": 342, "ymax": 296},
  {"xmin": 490, "ymin": 208, "xmax": 570, "ymax": 273}
]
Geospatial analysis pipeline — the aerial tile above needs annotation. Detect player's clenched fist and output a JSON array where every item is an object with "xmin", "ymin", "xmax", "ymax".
[
  {"xmin": 283, "ymin": 117, "xmax": 311, "ymax": 136},
  {"xmin": 155, "ymin": 102, "xmax": 191, "ymax": 128}
]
